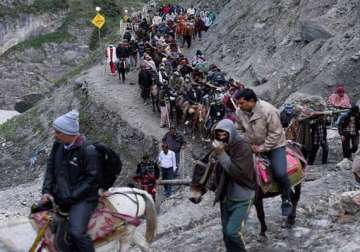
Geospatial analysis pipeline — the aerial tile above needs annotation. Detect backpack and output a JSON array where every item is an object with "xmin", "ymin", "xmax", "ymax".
[{"xmin": 82, "ymin": 143, "xmax": 122, "ymax": 190}]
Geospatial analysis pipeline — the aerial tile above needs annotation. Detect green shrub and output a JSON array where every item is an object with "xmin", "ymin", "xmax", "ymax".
[
  {"xmin": 12, "ymin": 31, "xmax": 75, "ymax": 50},
  {"xmin": 31, "ymin": 0, "xmax": 69, "ymax": 13},
  {"xmin": 92, "ymin": 0, "xmax": 121, "ymax": 18}
]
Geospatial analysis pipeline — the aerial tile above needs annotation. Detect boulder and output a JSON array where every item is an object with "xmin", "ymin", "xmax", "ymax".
[
  {"xmin": 282, "ymin": 92, "xmax": 327, "ymax": 111},
  {"xmin": 301, "ymin": 21, "xmax": 333, "ymax": 43},
  {"xmin": 336, "ymin": 158, "xmax": 353, "ymax": 170},
  {"xmin": 329, "ymin": 190, "xmax": 360, "ymax": 222},
  {"xmin": 14, "ymin": 93, "xmax": 44, "ymax": 113}
]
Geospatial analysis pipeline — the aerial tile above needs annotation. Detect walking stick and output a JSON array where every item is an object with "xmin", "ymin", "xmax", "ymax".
[{"xmin": 181, "ymin": 148, "xmax": 185, "ymax": 179}]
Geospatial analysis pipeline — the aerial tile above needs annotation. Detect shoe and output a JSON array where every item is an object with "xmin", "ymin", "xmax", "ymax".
[{"xmin": 281, "ymin": 199, "xmax": 293, "ymax": 217}]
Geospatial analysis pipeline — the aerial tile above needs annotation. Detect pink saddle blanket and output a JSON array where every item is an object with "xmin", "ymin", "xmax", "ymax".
[
  {"xmin": 30, "ymin": 198, "xmax": 141, "ymax": 252},
  {"xmin": 256, "ymin": 143, "xmax": 306, "ymax": 193}
]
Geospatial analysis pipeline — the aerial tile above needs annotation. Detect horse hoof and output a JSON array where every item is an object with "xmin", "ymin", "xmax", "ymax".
[
  {"xmin": 258, "ymin": 233, "xmax": 268, "ymax": 242},
  {"xmin": 281, "ymin": 219, "xmax": 294, "ymax": 229},
  {"xmin": 286, "ymin": 218, "xmax": 296, "ymax": 226}
]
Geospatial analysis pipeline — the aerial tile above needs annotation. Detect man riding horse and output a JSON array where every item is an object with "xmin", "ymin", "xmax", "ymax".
[
  {"xmin": 41, "ymin": 111, "xmax": 100, "ymax": 252},
  {"xmin": 235, "ymin": 88, "xmax": 293, "ymax": 216}
]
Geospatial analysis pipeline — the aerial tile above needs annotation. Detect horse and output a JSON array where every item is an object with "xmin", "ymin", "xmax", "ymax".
[
  {"xmin": 189, "ymin": 142, "xmax": 306, "ymax": 238},
  {"xmin": 184, "ymin": 103, "xmax": 208, "ymax": 140},
  {"xmin": 0, "ymin": 187, "xmax": 157, "ymax": 252}
]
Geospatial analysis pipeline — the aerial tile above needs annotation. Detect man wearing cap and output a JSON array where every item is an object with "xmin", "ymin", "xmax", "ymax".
[{"xmin": 41, "ymin": 110, "xmax": 100, "ymax": 252}]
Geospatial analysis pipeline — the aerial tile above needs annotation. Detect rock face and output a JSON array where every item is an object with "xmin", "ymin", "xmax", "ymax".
[
  {"xmin": 187, "ymin": 0, "xmax": 360, "ymax": 106},
  {"xmin": 0, "ymin": 16, "xmax": 92, "ymax": 110},
  {"xmin": 0, "ymin": 12, "xmax": 66, "ymax": 56}
]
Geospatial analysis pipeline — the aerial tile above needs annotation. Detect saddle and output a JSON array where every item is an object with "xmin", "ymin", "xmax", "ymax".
[
  {"xmin": 256, "ymin": 142, "xmax": 307, "ymax": 194},
  {"xmin": 30, "ymin": 198, "xmax": 141, "ymax": 252}
]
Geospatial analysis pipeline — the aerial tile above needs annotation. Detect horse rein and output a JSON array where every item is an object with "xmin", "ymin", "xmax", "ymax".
[{"xmin": 105, "ymin": 191, "xmax": 140, "ymax": 218}]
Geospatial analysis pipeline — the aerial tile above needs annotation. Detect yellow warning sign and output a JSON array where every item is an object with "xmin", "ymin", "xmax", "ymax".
[{"xmin": 91, "ymin": 13, "xmax": 105, "ymax": 29}]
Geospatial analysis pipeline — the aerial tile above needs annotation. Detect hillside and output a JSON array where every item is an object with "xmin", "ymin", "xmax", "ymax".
[
  {"xmin": 0, "ymin": 0, "xmax": 360, "ymax": 251},
  {"xmin": 188, "ymin": 0, "xmax": 360, "ymax": 106}
]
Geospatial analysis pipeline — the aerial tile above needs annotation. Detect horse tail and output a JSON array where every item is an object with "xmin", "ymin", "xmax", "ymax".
[{"xmin": 142, "ymin": 191, "xmax": 157, "ymax": 242}]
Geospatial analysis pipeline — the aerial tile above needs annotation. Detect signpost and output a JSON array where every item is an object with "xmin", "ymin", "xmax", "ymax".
[
  {"xmin": 91, "ymin": 7, "xmax": 105, "ymax": 45},
  {"xmin": 91, "ymin": 7, "xmax": 106, "ymax": 73}
]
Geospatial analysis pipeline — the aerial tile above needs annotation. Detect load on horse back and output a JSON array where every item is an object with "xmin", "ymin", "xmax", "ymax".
[
  {"xmin": 0, "ymin": 187, "xmax": 157, "ymax": 252},
  {"xmin": 189, "ymin": 141, "xmax": 307, "ymax": 237}
]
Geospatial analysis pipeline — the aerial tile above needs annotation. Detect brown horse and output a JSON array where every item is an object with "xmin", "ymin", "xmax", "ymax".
[{"xmin": 189, "ymin": 142, "xmax": 306, "ymax": 238}]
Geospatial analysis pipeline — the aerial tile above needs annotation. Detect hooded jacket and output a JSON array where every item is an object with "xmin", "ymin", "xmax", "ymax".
[{"xmin": 213, "ymin": 119, "xmax": 257, "ymax": 203}]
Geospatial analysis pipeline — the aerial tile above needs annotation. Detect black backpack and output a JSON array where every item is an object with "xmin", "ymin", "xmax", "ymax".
[{"xmin": 82, "ymin": 143, "xmax": 122, "ymax": 190}]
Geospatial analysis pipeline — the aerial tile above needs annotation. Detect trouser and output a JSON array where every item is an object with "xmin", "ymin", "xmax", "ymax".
[
  {"xmin": 116, "ymin": 63, "xmax": 126, "ymax": 82},
  {"xmin": 342, "ymin": 134, "xmax": 359, "ymax": 159},
  {"xmin": 307, "ymin": 141, "xmax": 329, "ymax": 165},
  {"xmin": 109, "ymin": 62, "xmax": 116, "ymax": 74},
  {"xmin": 269, "ymin": 147, "xmax": 291, "ymax": 200},
  {"xmin": 161, "ymin": 167, "xmax": 174, "ymax": 196},
  {"xmin": 141, "ymin": 87, "xmax": 150, "ymax": 100},
  {"xmin": 196, "ymin": 30, "xmax": 202, "ymax": 40},
  {"xmin": 182, "ymin": 35, "xmax": 192, "ymax": 48},
  {"xmin": 160, "ymin": 105, "xmax": 170, "ymax": 127},
  {"xmin": 130, "ymin": 55, "xmax": 138, "ymax": 67},
  {"xmin": 68, "ymin": 199, "xmax": 98, "ymax": 252},
  {"xmin": 220, "ymin": 198, "xmax": 253, "ymax": 252}
]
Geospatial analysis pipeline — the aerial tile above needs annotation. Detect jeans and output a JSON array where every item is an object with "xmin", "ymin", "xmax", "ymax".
[
  {"xmin": 307, "ymin": 142, "xmax": 329, "ymax": 165},
  {"xmin": 269, "ymin": 147, "xmax": 291, "ymax": 200},
  {"xmin": 342, "ymin": 134, "xmax": 359, "ymax": 159},
  {"xmin": 68, "ymin": 199, "xmax": 97, "ymax": 252},
  {"xmin": 220, "ymin": 198, "xmax": 253, "ymax": 252},
  {"xmin": 161, "ymin": 167, "xmax": 174, "ymax": 196}
]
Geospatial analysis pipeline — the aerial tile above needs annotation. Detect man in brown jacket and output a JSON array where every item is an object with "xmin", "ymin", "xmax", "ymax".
[
  {"xmin": 211, "ymin": 119, "xmax": 257, "ymax": 251},
  {"xmin": 235, "ymin": 88, "xmax": 293, "ymax": 216}
]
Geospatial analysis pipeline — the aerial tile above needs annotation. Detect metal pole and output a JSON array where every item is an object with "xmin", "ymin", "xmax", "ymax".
[{"xmin": 157, "ymin": 179, "xmax": 191, "ymax": 185}]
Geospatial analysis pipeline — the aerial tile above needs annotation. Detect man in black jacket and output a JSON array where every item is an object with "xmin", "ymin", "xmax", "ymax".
[
  {"xmin": 138, "ymin": 64, "xmax": 153, "ymax": 103},
  {"xmin": 41, "ymin": 110, "xmax": 100, "ymax": 252}
]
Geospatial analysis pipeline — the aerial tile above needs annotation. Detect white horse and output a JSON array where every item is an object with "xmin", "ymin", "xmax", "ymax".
[{"xmin": 0, "ymin": 187, "xmax": 157, "ymax": 252}]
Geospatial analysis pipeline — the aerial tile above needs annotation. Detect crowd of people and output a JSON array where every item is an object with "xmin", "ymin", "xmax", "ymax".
[{"xmin": 37, "ymin": 3, "xmax": 360, "ymax": 251}]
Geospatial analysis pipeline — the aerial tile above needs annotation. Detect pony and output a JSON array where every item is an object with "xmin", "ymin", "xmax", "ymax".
[
  {"xmin": 189, "ymin": 142, "xmax": 306, "ymax": 238},
  {"xmin": 184, "ymin": 103, "xmax": 208, "ymax": 140},
  {"xmin": 0, "ymin": 187, "xmax": 157, "ymax": 252}
]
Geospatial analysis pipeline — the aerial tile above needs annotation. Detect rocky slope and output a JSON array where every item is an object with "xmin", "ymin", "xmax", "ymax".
[
  {"xmin": 188, "ymin": 0, "xmax": 360, "ymax": 106},
  {"xmin": 1, "ymin": 0, "xmax": 360, "ymax": 251}
]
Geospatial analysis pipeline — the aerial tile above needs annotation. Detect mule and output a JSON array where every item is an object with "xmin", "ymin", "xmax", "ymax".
[
  {"xmin": 189, "ymin": 142, "xmax": 306, "ymax": 238},
  {"xmin": 184, "ymin": 103, "xmax": 208, "ymax": 140},
  {"xmin": 0, "ymin": 187, "xmax": 157, "ymax": 252}
]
